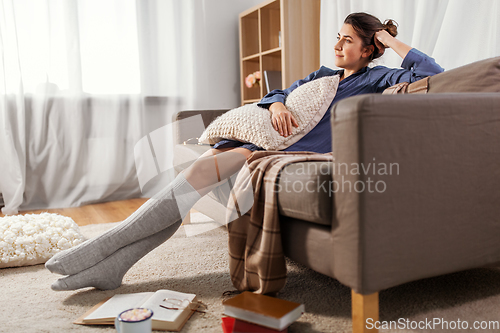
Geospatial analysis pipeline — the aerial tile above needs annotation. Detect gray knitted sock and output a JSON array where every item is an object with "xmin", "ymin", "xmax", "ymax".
[
  {"xmin": 50, "ymin": 220, "xmax": 182, "ymax": 291},
  {"xmin": 45, "ymin": 173, "xmax": 200, "ymax": 276}
]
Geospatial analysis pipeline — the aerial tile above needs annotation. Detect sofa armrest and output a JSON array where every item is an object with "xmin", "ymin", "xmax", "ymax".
[
  {"xmin": 330, "ymin": 93, "xmax": 500, "ymax": 294},
  {"xmin": 172, "ymin": 109, "xmax": 229, "ymax": 145}
]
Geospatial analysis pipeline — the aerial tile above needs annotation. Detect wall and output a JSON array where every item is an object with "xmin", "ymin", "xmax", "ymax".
[{"xmin": 190, "ymin": 0, "xmax": 264, "ymax": 109}]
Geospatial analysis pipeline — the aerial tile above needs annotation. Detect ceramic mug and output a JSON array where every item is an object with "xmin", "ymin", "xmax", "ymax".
[{"xmin": 114, "ymin": 308, "xmax": 153, "ymax": 333}]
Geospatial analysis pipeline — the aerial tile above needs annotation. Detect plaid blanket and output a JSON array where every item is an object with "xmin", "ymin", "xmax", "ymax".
[{"xmin": 227, "ymin": 151, "xmax": 333, "ymax": 294}]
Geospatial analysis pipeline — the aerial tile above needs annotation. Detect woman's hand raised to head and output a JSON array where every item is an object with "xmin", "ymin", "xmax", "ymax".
[
  {"xmin": 268, "ymin": 102, "xmax": 299, "ymax": 137},
  {"xmin": 374, "ymin": 29, "xmax": 412, "ymax": 60},
  {"xmin": 374, "ymin": 30, "xmax": 391, "ymax": 57},
  {"xmin": 374, "ymin": 29, "xmax": 391, "ymax": 49}
]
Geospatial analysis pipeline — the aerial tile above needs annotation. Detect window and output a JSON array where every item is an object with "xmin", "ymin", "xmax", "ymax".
[{"xmin": 9, "ymin": 0, "xmax": 140, "ymax": 94}]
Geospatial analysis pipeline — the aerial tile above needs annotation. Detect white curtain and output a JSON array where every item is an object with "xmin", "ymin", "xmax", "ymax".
[
  {"xmin": 0, "ymin": 0, "xmax": 261, "ymax": 214},
  {"xmin": 320, "ymin": 0, "xmax": 500, "ymax": 70}
]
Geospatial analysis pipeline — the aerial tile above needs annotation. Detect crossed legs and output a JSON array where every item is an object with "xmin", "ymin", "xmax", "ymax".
[{"xmin": 46, "ymin": 147, "xmax": 252, "ymax": 290}]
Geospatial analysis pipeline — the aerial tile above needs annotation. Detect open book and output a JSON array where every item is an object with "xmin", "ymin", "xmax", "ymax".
[{"xmin": 74, "ymin": 290, "xmax": 197, "ymax": 331}]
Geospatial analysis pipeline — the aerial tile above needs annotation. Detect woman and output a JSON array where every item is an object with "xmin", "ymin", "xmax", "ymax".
[{"xmin": 46, "ymin": 12, "xmax": 443, "ymax": 291}]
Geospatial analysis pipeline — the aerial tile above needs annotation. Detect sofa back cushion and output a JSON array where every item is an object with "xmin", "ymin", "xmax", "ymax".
[{"xmin": 428, "ymin": 56, "xmax": 500, "ymax": 93}]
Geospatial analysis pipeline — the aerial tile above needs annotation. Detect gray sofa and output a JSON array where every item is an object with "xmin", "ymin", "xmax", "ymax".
[{"xmin": 172, "ymin": 58, "xmax": 500, "ymax": 332}]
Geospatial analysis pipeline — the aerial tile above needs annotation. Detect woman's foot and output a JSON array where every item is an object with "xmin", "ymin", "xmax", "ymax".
[
  {"xmin": 51, "ymin": 263, "xmax": 123, "ymax": 291},
  {"xmin": 45, "ymin": 174, "xmax": 200, "ymax": 276},
  {"xmin": 51, "ymin": 220, "xmax": 182, "ymax": 291}
]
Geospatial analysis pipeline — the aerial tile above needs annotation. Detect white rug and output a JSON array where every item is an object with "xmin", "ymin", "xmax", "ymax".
[{"xmin": 1, "ymin": 212, "xmax": 500, "ymax": 332}]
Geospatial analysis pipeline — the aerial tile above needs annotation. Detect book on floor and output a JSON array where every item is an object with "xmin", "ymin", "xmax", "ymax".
[
  {"xmin": 221, "ymin": 316, "xmax": 235, "ymax": 333},
  {"xmin": 222, "ymin": 316, "xmax": 289, "ymax": 333},
  {"xmin": 74, "ymin": 289, "xmax": 197, "ymax": 332},
  {"xmin": 222, "ymin": 291, "xmax": 304, "ymax": 331}
]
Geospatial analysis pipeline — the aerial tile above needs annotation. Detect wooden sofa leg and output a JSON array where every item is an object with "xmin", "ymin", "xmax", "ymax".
[{"xmin": 351, "ymin": 289, "xmax": 379, "ymax": 333}]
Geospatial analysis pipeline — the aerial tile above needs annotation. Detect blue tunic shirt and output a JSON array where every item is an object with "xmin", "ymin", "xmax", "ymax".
[{"xmin": 214, "ymin": 48, "xmax": 444, "ymax": 153}]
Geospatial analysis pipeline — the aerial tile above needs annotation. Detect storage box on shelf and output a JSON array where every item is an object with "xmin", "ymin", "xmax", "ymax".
[{"xmin": 239, "ymin": 0, "xmax": 320, "ymax": 105}]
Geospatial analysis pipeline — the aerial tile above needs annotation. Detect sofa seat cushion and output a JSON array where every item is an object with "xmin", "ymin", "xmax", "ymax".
[
  {"xmin": 277, "ymin": 162, "xmax": 333, "ymax": 226},
  {"xmin": 174, "ymin": 144, "xmax": 333, "ymax": 226}
]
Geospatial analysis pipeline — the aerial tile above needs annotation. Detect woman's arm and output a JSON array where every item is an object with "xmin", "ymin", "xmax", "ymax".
[
  {"xmin": 370, "ymin": 30, "xmax": 444, "ymax": 90},
  {"xmin": 257, "ymin": 67, "xmax": 334, "ymax": 137},
  {"xmin": 375, "ymin": 30, "xmax": 412, "ymax": 60},
  {"xmin": 268, "ymin": 102, "xmax": 299, "ymax": 137},
  {"xmin": 371, "ymin": 49, "xmax": 444, "ymax": 91}
]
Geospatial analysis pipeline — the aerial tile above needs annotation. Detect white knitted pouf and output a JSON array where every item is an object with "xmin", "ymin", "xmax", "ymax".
[
  {"xmin": 0, "ymin": 213, "xmax": 86, "ymax": 268},
  {"xmin": 198, "ymin": 75, "xmax": 340, "ymax": 150}
]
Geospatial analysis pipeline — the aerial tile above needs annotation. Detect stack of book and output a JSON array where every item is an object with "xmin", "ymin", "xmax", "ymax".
[{"xmin": 222, "ymin": 291, "xmax": 305, "ymax": 332}]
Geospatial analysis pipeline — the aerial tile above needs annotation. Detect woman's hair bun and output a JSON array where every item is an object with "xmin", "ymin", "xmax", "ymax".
[{"xmin": 383, "ymin": 19, "xmax": 398, "ymax": 37}]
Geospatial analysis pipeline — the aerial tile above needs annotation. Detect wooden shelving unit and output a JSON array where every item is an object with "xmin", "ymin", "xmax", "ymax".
[{"xmin": 239, "ymin": 0, "xmax": 320, "ymax": 105}]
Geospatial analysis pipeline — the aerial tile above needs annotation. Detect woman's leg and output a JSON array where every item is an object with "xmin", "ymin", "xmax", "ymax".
[
  {"xmin": 46, "ymin": 147, "xmax": 253, "ymax": 278},
  {"xmin": 183, "ymin": 146, "xmax": 252, "ymax": 196},
  {"xmin": 51, "ymin": 221, "xmax": 182, "ymax": 290}
]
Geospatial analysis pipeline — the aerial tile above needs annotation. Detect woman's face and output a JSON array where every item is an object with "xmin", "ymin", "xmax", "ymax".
[{"xmin": 334, "ymin": 23, "xmax": 372, "ymax": 71}]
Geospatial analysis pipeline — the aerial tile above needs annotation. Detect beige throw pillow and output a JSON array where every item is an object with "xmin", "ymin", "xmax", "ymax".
[
  {"xmin": 383, "ymin": 56, "xmax": 500, "ymax": 94},
  {"xmin": 198, "ymin": 75, "xmax": 340, "ymax": 150},
  {"xmin": 428, "ymin": 56, "xmax": 500, "ymax": 93}
]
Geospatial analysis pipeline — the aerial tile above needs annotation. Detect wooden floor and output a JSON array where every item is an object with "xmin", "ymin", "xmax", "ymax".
[{"xmin": 0, "ymin": 198, "xmax": 149, "ymax": 226}]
